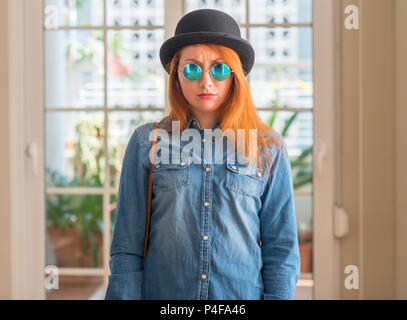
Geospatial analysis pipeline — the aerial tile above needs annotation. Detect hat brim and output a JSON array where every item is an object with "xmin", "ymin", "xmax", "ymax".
[{"xmin": 159, "ymin": 31, "xmax": 255, "ymax": 76}]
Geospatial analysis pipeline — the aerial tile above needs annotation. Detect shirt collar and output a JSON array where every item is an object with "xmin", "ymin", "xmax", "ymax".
[
  {"xmin": 187, "ymin": 113, "xmax": 221, "ymax": 130},
  {"xmin": 186, "ymin": 113, "xmax": 196, "ymax": 128}
]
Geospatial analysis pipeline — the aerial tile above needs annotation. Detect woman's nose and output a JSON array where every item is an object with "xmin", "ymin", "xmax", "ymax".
[{"xmin": 199, "ymin": 69, "xmax": 214, "ymax": 87}]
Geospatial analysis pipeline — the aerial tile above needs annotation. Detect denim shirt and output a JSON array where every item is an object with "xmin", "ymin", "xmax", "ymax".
[{"xmin": 105, "ymin": 114, "xmax": 300, "ymax": 300}]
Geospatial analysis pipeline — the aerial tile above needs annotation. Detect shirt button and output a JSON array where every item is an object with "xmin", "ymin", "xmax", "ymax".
[
  {"xmin": 203, "ymin": 201, "xmax": 210, "ymax": 207},
  {"xmin": 257, "ymin": 172, "xmax": 262, "ymax": 177},
  {"xmin": 180, "ymin": 161, "xmax": 185, "ymax": 166},
  {"xmin": 156, "ymin": 164, "xmax": 160, "ymax": 168},
  {"xmin": 202, "ymin": 138, "xmax": 206, "ymax": 143},
  {"xmin": 212, "ymin": 136, "xmax": 216, "ymax": 142},
  {"xmin": 231, "ymin": 165, "xmax": 237, "ymax": 170},
  {"xmin": 203, "ymin": 235, "xmax": 208, "ymax": 240},
  {"xmin": 201, "ymin": 274, "xmax": 207, "ymax": 280},
  {"xmin": 205, "ymin": 167, "xmax": 211, "ymax": 172}
]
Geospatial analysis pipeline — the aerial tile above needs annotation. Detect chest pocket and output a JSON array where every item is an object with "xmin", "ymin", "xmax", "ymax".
[
  {"xmin": 152, "ymin": 160, "xmax": 191, "ymax": 191},
  {"xmin": 226, "ymin": 163, "xmax": 266, "ymax": 197}
]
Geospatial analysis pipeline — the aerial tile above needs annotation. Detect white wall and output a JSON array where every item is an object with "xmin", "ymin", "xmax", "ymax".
[
  {"xmin": 395, "ymin": 0, "xmax": 407, "ymax": 300},
  {"xmin": 340, "ymin": 0, "xmax": 396, "ymax": 299},
  {"xmin": 0, "ymin": 0, "xmax": 11, "ymax": 299}
]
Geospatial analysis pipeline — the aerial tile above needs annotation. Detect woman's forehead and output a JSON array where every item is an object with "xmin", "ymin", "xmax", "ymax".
[{"xmin": 179, "ymin": 45, "xmax": 223, "ymax": 63}]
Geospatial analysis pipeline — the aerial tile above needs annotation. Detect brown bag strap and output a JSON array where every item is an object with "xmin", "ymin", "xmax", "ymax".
[{"xmin": 143, "ymin": 121, "xmax": 159, "ymax": 268}]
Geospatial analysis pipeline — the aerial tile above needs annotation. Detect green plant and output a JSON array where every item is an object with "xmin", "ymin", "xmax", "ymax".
[
  {"xmin": 266, "ymin": 111, "xmax": 313, "ymax": 190},
  {"xmin": 63, "ymin": 0, "xmax": 93, "ymax": 26},
  {"xmin": 108, "ymin": 32, "xmax": 145, "ymax": 85},
  {"xmin": 46, "ymin": 176, "xmax": 104, "ymax": 268},
  {"xmin": 46, "ymin": 117, "xmax": 120, "ymax": 267},
  {"xmin": 65, "ymin": 29, "xmax": 103, "ymax": 64},
  {"xmin": 297, "ymin": 229, "xmax": 307, "ymax": 244},
  {"xmin": 267, "ymin": 110, "xmax": 313, "ymax": 246}
]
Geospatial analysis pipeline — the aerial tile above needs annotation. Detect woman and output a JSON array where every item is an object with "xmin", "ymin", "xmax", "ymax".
[{"xmin": 105, "ymin": 8, "xmax": 300, "ymax": 300}]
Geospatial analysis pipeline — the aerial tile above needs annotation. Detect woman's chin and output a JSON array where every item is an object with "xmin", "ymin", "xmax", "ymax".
[
  {"xmin": 193, "ymin": 105, "xmax": 221, "ymax": 114},
  {"xmin": 192, "ymin": 100, "xmax": 221, "ymax": 110}
]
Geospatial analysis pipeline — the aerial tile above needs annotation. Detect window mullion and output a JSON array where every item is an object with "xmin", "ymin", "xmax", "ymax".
[
  {"xmin": 102, "ymin": 0, "xmax": 110, "ymax": 292},
  {"xmin": 164, "ymin": 0, "xmax": 183, "ymax": 113}
]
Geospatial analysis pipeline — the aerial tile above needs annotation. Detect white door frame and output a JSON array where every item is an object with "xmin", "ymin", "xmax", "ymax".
[
  {"xmin": 313, "ymin": 0, "xmax": 342, "ymax": 299},
  {"xmin": 8, "ymin": 0, "xmax": 45, "ymax": 299}
]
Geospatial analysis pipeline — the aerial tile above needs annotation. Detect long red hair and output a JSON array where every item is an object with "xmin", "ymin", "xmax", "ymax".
[{"xmin": 162, "ymin": 43, "xmax": 287, "ymax": 178}]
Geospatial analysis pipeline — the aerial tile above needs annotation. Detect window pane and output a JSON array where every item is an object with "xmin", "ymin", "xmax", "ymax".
[
  {"xmin": 46, "ymin": 195, "xmax": 104, "ymax": 268},
  {"xmin": 249, "ymin": 27, "xmax": 313, "ymax": 108},
  {"xmin": 109, "ymin": 110, "xmax": 164, "ymax": 187},
  {"xmin": 250, "ymin": 27, "xmax": 313, "ymax": 64},
  {"xmin": 294, "ymin": 194, "xmax": 313, "ymax": 274},
  {"xmin": 185, "ymin": 0, "xmax": 246, "ymax": 25},
  {"xmin": 107, "ymin": 30, "xmax": 165, "ymax": 108},
  {"xmin": 45, "ymin": 30, "xmax": 105, "ymax": 108},
  {"xmin": 240, "ymin": 26, "xmax": 247, "ymax": 40},
  {"xmin": 107, "ymin": 0, "xmax": 164, "ymax": 26},
  {"xmin": 249, "ymin": 0, "xmax": 312, "ymax": 24},
  {"xmin": 44, "ymin": 0, "xmax": 104, "ymax": 27},
  {"xmin": 258, "ymin": 110, "xmax": 313, "ymax": 190},
  {"xmin": 45, "ymin": 276, "xmax": 104, "ymax": 300},
  {"xmin": 110, "ymin": 194, "xmax": 118, "ymax": 239},
  {"xmin": 45, "ymin": 112, "xmax": 105, "ymax": 187}
]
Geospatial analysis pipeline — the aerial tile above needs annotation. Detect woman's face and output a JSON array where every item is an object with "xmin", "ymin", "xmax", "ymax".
[{"xmin": 177, "ymin": 45, "xmax": 233, "ymax": 116}]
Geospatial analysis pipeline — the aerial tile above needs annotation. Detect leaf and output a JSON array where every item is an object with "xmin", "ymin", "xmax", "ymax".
[{"xmin": 281, "ymin": 112, "xmax": 298, "ymax": 137}]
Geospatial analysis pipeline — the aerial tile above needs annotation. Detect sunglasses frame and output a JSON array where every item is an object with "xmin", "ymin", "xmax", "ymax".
[{"xmin": 177, "ymin": 62, "xmax": 234, "ymax": 81}]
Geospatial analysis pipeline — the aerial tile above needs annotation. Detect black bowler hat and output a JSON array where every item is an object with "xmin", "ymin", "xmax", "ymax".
[{"xmin": 159, "ymin": 8, "xmax": 255, "ymax": 77}]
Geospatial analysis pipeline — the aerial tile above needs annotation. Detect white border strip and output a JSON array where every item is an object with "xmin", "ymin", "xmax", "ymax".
[{"xmin": 313, "ymin": 0, "xmax": 341, "ymax": 299}]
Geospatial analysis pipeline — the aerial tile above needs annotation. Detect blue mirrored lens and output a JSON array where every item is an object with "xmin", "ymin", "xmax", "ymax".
[
  {"xmin": 182, "ymin": 63, "xmax": 231, "ymax": 81},
  {"xmin": 182, "ymin": 64, "xmax": 201, "ymax": 81},
  {"xmin": 211, "ymin": 63, "xmax": 230, "ymax": 81}
]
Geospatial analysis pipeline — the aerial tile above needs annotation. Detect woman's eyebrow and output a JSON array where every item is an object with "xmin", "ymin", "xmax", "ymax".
[{"xmin": 184, "ymin": 58, "xmax": 224, "ymax": 63}]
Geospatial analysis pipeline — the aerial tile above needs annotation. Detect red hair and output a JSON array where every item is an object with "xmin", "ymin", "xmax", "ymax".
[{"xmin": 163, "ymin": 43, "xmax": 287, "ymax": 180}]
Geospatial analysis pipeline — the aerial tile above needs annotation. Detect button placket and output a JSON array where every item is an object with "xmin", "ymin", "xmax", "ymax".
[{"xmin": 198, "ymin": 132, "xmax": 212, "ymax": 300}]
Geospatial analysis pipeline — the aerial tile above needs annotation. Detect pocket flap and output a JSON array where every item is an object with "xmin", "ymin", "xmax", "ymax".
[
  {"xmin": 226, "ymin": 163, "xmax": 265, "ymax": 181},
  {"xmin": 152, "ymin": 159, "xmax": 191, "ymax": 172}
]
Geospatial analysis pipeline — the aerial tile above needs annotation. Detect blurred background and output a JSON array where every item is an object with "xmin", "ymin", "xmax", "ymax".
[{"xmin": 0, "ymin": 0, "xmax": 406, "ymax": 300}]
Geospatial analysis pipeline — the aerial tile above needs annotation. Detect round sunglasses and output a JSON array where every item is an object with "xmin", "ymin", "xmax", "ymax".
[{"xmin": 178, "ymin": 63, "xmax": 234, "ymax": 81}]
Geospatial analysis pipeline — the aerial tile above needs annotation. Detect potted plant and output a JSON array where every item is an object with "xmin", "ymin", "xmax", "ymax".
[
  {"xmin": 297, "ymin": 227, "xmax": 313, "ymax": 273},
  {"xmin": 46, "ymin": 116, "xmax": 119, "ymax": 269}
]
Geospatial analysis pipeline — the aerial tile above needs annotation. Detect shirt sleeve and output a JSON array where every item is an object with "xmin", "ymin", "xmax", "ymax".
[
  {"xmin": 259, "ymin": 143, "xmax": 301, "ymax": 300},
  {"xmin": 105, "ymin": 128, "xmax": 149, "ymax": 300}
]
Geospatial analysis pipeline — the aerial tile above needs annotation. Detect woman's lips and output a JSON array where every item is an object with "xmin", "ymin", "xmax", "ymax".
[{"xmin": 198, "ymin": 94, "xmax": 216, "ymax": 100}]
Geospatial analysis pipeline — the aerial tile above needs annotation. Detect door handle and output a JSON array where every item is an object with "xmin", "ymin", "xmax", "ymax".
[
  {"xmin": 26, "ymin": 142, "xmax": 39, "ymax": 176},
  {"xmin": 317, "ymin": 142, "xmax": 327, "ymax": 176}
]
